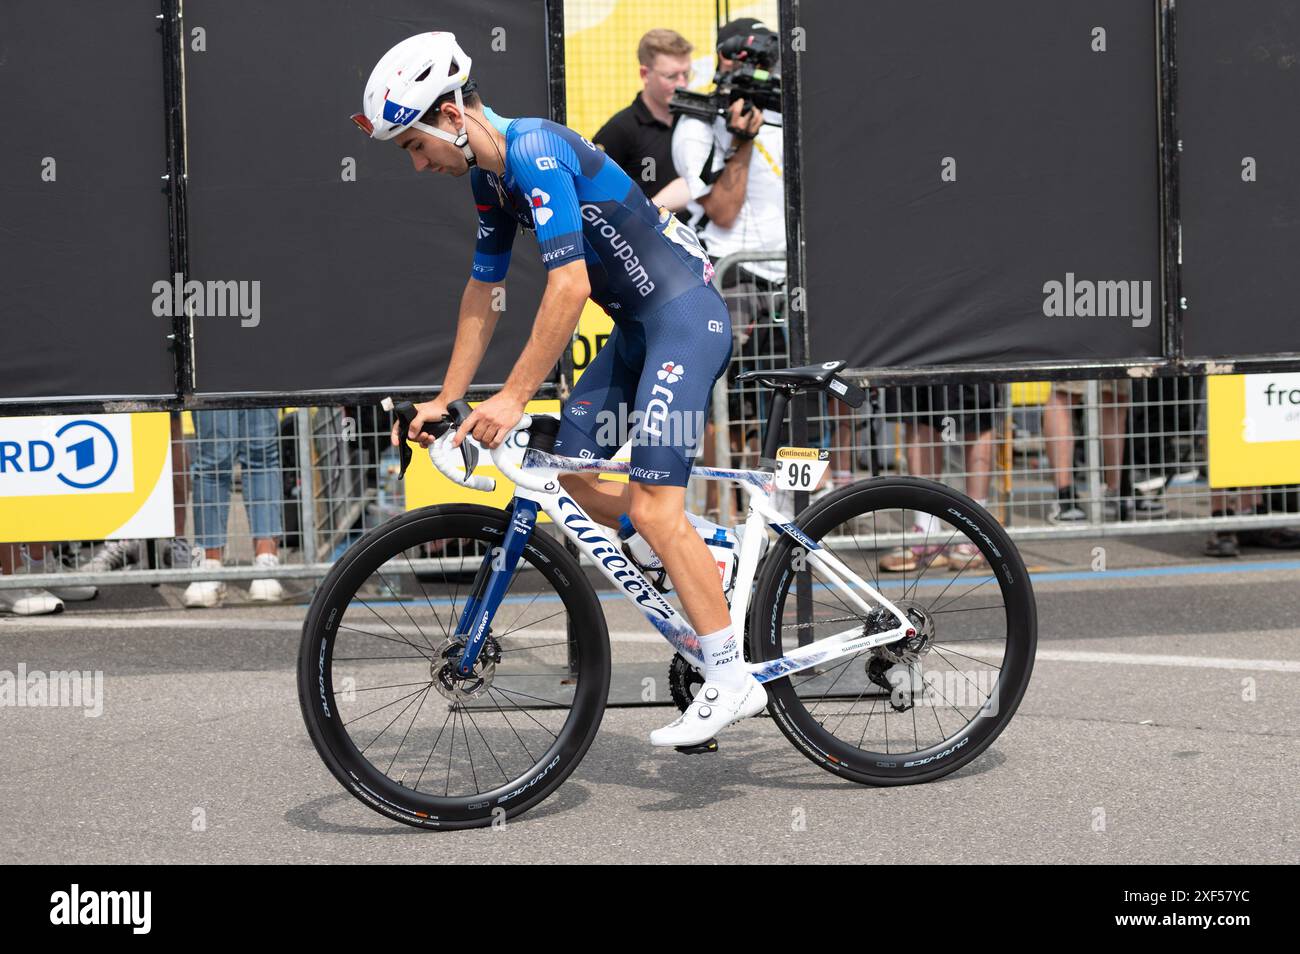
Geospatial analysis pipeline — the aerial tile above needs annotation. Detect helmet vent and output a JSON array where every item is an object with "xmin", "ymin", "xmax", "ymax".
[{"xmin": 414, "ymin": 66, "xmax": 432, "ymax": 82}]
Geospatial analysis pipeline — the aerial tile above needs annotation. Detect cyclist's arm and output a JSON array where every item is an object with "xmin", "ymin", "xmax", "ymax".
[
  {"xmin": 501, "ymin": 261, "xmax": 589, "ymax": 403},
  {"xmin": 437, "ymin": 278, "xmax": 504, "ymax": 403},
  {"xmin": 401, "ymin": 170, "xmax": 516, "ymax": 440}
]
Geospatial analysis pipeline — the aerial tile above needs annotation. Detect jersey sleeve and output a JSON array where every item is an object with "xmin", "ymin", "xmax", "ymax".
[
  {"xmin": 507, "ymin": 128, "xmax": 586, "ymax": 270},
  {"xmin": 469, "ymin": 167, "xmax": 518, "ymax": 283}
]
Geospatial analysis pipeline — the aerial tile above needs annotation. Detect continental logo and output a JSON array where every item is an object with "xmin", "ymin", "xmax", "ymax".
[{"xmin": 776, "ymin": 447, "xmax": 829, "ymax": 462}]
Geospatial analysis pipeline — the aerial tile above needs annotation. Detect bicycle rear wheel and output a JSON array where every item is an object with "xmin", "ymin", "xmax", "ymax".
[
  {"xmin": 297, "ymin": 504, "xmax": 609, "ymax": 829},
  {"xmin": 750, "ymin": 477, "xmax": 1036, "ymax": 785}
]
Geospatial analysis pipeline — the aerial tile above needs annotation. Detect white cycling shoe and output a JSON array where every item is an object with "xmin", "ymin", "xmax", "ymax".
[{"xmin": 650, "ymin": 673, "xmax": 768, "ymax": 747}]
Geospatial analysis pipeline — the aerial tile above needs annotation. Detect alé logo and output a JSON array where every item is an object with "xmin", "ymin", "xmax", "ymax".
[{"xmin": 0, "ymin": 415, "xmax": 133, "ymax": 496}]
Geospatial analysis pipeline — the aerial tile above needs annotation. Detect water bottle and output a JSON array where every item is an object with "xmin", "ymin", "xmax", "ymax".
[
  {"xmin": 617, "ymin": 512, "xmax": 743, "ymax": 598},
  {"xmin": 618, "ymin": 514, "xmax": 672, "ymax": 592},
  {"xmin": 704, "ymin": 528, "xmax": 738, "ymax": 597}
]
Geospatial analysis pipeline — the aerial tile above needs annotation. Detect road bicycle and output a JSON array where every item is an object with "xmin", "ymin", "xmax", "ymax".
[{"xmin": 297, "ymin": 360, "xmax": 1037, "ymax": 829}]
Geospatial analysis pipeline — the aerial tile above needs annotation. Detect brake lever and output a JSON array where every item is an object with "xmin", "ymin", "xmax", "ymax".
[
  {"xmin": 446, "ymin": 399, "xmax": 479, "ymax": 478},
  {"xmin": 383, "ymin": 399, "xmax": 420, "ymax": 479},
  {"xmin": 380, "ymin": 397, "xmax": 479, "ymax": 481}
]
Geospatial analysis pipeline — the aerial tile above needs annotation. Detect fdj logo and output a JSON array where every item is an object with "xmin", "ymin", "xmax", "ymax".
[
  {"xmin": 0, "ymin": 419, "xmax": 120, "ymax": 489},
  {"xmin": 643, "ymin": 362, "xmax": 685, "ymax": 437},
  {"xmin": 382, "ymin": 101, "xmax": 418, "ymax": 126}
]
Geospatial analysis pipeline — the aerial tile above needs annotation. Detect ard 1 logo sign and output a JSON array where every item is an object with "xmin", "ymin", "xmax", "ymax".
[{"xmin": 0, "ymin": 413, "xmax": 173, "ymax": 543}]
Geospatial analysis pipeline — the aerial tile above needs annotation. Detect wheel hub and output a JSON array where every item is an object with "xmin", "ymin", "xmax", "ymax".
[
  {"xmin": 433, "ymin": 635, "xmax": 502, "ymax": 702},
  {"xmin": 875, "ymin": 600, "xmax": 935, "ymax": 665}
]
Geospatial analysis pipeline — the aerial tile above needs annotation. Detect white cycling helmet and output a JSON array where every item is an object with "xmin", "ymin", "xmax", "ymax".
[{"xmin": 351, "ymin": 32, "xmax": 477, "ymax": 165}]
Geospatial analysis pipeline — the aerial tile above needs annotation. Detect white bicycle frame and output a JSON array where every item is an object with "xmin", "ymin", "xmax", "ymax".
[{"xmin": 429, "ymin": 415, "xmax": 919, "ymax": 685}]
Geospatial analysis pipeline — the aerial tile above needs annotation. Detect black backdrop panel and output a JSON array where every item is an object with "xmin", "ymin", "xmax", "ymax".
[
  {"xmin": 1180, "ymin": 0, "xmax": 1300, "ymax": 359},
  {"xmin": 184, "ymin": 0, "xmax": 549, "ymax": 393},
  {"xmin": 800, "ymin": 0, "xmax": 1162, "ymax": 369},
  {"xmin": 0, "ymin": 1, "xmax": 175, "ymax": 401}
]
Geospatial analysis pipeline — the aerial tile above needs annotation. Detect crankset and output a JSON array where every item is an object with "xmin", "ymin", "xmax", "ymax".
[{"xmin": 665, "ymin": 633, "xmax": 754, "ymax": 754}]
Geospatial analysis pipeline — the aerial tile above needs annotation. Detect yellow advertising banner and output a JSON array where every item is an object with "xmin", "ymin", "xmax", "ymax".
[
  {"xmin": 0, "ymin": 412, "xmax": 174, "ymax": 543},
  {"xmin": 1206, "ymin": 373, "xmax": 1300, "ymax": 488}
]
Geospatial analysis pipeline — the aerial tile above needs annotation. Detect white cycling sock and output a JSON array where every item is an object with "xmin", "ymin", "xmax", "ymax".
[{"xmin": 698, "ymin": 626, "xmax": 746, "ymax": 688}]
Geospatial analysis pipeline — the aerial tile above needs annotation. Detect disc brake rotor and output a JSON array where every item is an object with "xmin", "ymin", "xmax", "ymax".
[{"xmin": 433, "ymin": 635, "xmax": 502, "ymax": 703}]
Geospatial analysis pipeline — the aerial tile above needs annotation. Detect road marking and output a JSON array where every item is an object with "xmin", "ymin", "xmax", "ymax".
[
  {"xmin": 4, "ymin": 616, "xmax": 1299, "ymax": 671},
  {"xmin": 950, "ymin": 644, "xmax": 1300, "ymax": 673}
]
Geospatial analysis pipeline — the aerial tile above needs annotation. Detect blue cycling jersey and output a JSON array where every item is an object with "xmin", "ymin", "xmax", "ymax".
[{"xmin": 469, "ymin": 116, "xmax": 715, "ymax": 321}]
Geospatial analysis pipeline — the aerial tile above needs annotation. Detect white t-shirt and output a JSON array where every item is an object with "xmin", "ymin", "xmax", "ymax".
[{"xmin": 670, "ymin": 108, "xmax": 785, "ymax": 284}]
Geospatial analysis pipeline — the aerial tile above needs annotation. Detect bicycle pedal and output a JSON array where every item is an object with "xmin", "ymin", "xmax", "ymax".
[{"xmin": 674, "ymin": 737, "xmax": 719, "ymax": 755}]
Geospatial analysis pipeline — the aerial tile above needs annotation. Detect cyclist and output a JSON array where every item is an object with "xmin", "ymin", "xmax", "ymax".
[{"xmin": 352, "ymin": 32, "xmax": 769, "ymax": 747}]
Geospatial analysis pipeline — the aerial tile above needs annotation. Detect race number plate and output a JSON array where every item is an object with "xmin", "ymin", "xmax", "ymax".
[{"xmin": 774, "ymin": 447, "xmax": 830, "ymax": 491}]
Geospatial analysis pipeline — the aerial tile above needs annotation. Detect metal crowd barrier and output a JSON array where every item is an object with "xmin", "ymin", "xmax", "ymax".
[{"xmin": 3, "ymin": 253, "xmax": 1297, "ymax": 594}]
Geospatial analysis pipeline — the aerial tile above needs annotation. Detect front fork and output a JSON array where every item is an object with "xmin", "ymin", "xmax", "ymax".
[{"xmin": 451, "ymin": 497, "xmax": 539, "ymax": 677}]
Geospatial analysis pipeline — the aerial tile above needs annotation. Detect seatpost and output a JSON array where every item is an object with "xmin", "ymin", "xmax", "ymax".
[{"xmin": 760, "ymin": 388, "xmax": 792, "ymax": 468}]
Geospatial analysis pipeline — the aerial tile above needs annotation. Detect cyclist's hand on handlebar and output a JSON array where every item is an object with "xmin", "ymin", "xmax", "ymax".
[
  {"xmin": 454, "ymin": 392, "xmax": 524, "ymax": 450},
  {"xmin": 391, "ymin": 399, "xmax": 447, "ymax": 449}
]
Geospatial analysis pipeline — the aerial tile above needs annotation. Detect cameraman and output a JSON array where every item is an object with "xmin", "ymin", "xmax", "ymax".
[
  {"xmin": 671, "ymin": 18, "xmax": 787, "ymax": 494},
  {"xmin": 670, "ymin": 18, "xmax": 784, "ymax": 284}
]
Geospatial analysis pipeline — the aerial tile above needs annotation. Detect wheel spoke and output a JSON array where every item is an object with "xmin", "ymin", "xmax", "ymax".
[
  {"xmin": 765, "ymin": 494, "xmax": 1024, "ymax": 765},
  {"xmin": 402, "ymin": 547, "xmax": 451, "ymax": 641},
  {"xmin": 374, "ymin": 567, "xmax": 437, "ymax": 653},
  {"xmin": 308, "ymin": 514, "xmax": 595, "ymax": 811}
]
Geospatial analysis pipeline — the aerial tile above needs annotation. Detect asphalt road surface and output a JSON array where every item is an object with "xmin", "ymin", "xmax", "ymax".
[{"xmin": 1, "ymin": 532, "xmax": 1296, "ymax": 864}]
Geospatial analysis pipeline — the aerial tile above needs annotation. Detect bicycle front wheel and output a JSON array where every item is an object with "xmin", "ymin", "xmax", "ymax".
[
  {"xmin": 297, "ymin": 504, "xmax": 610, "ymax": 829},
  {"xmin": 750, "ymin": 477, "xmax": 1036, "ymax": 785}
]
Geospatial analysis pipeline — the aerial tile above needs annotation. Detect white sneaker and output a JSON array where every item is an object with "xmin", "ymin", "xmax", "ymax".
[
  {"xmin": 183, "ymin": 559, "xmax": 226, "ymax": 608},
  {"xmin": 248, "ymin": 553, "xmax": 284, "ymax": 602},
  {"xmin": 650, "ymin": 674, "xmax": 768, "ymax": 747},
  {"xmin": 0, "ymin": 587, "xmax": 64, "ymax": 616}
]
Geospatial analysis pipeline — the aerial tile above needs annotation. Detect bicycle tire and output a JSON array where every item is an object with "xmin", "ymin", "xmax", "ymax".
[
  {"xmin": 749, "ymin": 476, "xmax": 1036, "ymax": 785},
  {"xmin": 297, "ymin": 504, "xmax": 610, "ymax": 829}
]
